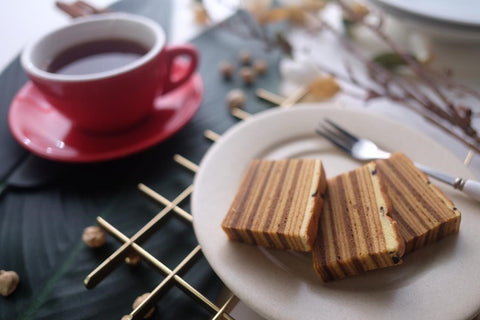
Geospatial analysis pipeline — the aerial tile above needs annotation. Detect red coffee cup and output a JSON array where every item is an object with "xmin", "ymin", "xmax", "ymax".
[{"xmin": 21, "ymin": 13, "xmax": 198, "ymax": 133}]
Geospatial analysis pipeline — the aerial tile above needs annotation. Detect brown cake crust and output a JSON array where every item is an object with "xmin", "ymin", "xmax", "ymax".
[
  {"xmin": 312, "ymin": 162, "xmax": 405, "ymax": 282},
  {"xmin": 222, "ymin": 158, "xmax": 327, "ymax": 252},
  {"xmin": 376, "ymin": 153, "xmax": 461, "ymax": 253}
]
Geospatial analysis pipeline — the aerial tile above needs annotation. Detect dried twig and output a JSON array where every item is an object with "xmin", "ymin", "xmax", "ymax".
[{"xmin": 214, "ymin": 0, "xmax": 480, "ymax": 152}]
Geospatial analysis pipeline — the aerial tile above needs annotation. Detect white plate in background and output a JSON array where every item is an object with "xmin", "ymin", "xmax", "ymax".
[{"xmin": 369, "ymin": 0, "xmax": 480, "ymax": 41}]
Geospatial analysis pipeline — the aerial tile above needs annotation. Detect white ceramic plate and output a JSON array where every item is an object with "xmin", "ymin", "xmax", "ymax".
[
  {"xmin": 369, "ymin": 0, "xmax": 480, "ymax": 40},
  {"xmin": 192, "ymin": 105, "xmax": 480, "ymax": 320},
  {"xmin": 370, "ymin": 0, "xmax": 480, "ymax": 28}
]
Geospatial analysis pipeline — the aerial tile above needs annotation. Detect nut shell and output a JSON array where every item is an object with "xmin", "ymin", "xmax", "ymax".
[
  {"xmin": 239, "ymin": 51, "xmax": 252, "ymax": 65},
  {"xmin": 240, "ymin": 67, "xmax": 256, "ymax": 85},
  {"xmin": 133, "ymin": 293, "xmax": 155, "ymax": 319},
  {"xmin": 219, "ymin": 61, "xmax": 235, "ymax": 80},
  {"xmin": 82, "ymin": 226, "xmax": 106, "ymax": 248},
  {"xmin": 125, "ymin": 252, "xmax": 141, "ymax": 266},
  {"xmin": 254, "ymin": 60, "xmax": 268, "ymax": 75},
  {"xmin": 226, "ymin": 89, "xmax": 246, "ymax": 110},
  {"xmin": 0, "ymin": 270, "xmax": 19, "ymax": 297}
]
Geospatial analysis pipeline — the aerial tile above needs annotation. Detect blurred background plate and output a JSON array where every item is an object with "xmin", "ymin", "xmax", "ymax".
[{"xmin": 369, "ymin": 0, "xmax": 480, "ymax": 41}]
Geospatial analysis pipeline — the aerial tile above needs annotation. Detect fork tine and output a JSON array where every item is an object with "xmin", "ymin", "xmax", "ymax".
[
  {"xmin": 315, "ymin": 127, "xmax": 353, "ymax": 156},
  {"xmin": 325, "ymin": 119, "xmax": 359, "ymax": 142}
]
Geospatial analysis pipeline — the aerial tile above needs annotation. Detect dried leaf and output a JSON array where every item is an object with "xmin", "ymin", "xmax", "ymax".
[
  {"xmin": 243, "ymin": 0, "xmax": 273, "ymax": 19},
  {"xmin": 308, "ymin": 76, "xmax": 341, "ymax": 99},
  {"xmin": 193, "ymin": 3, "xmax": 210, "ymax": 25},
  {"xmin": 287, "ymin": 7, "xmax": 308, "ymax": 26},
  {"xmin": 300, "ymin": 0, "xmax": 327, "ymax": 12},
  {"xmin": 259, "ymin": 8, "xmax": 291, "ymax": 24},
  {"xmin": 345, "ymin": 1, "xmax": 370, "ymax": 22},
  {"xmin": 260, "ymin": 5, "xmax": 318, "ymax": 27},
  {"xmin": 372, "ymin": 52, "xmax": 417, "ymax": 71}
]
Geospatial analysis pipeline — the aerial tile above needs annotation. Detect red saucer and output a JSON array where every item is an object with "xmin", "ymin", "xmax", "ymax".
[{"xmin": 8, "ymin": 62, "xmax": 203, "ymax": 163}]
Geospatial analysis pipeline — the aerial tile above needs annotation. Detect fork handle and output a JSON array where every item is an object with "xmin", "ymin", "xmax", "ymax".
[
  {"xmin": 415, "ymin": 163, "xmax": 480, "ymax": 202},
  {"xmin": 458, "ymin": 179, "xmax": 480, "ymax": 202}
]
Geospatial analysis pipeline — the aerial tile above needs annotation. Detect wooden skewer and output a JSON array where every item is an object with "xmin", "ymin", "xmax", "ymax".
[
  {"xmin": 232, "ymin": 86, "xmax": 309, "ymax": 120},
  {"xmin": 255, "ymin": 88, "xmax": 285, "ymax": 105},
  {"xmin": 279, "ymin": 85, "xmax": 309, "ymax": 109},
  {"xmin": 138, "ymin": 183, "xmax": 192, "ymax": 223},
  {"xmin": 204, "ymin": 130, "xmax": 221, "ymax": 142},
  {"xmin": 96, "ymin": 218, "xmax": 234, "ymax": 320},
  {"xmin": 84, "ymin": 185, "xmax": 193, "ymax": 289},
  {"xmin": 464, "ymin": 150, "xmax": 474, "ymax": 166},
  {"xmin": 174, "ymin": 154, "xmax": 199, "ymax": 173},
  {"xmin": 130, "ymin": 246, "xmax": 203, "ymax": 319},
  {"xmin": 55, "ymin": 0, "xmax": 107, "ymax": 18},
  {"xmin": 231, "ymin": 108, "xmax": 251, "ymax": 120},
  {"xmin": 212, "ymin": 294, "xmax": 238, "ymax": 320}
]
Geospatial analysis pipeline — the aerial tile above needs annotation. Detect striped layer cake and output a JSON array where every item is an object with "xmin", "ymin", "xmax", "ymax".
[
  {"xmin": 376, "ymin": 153, "xmax": 461, "ymax": 253},
  {"xmin": 312, "ymin": 161, "xmax": 405, "ymax": 282},
  {"xmin": 222, "ymin": 158, "xmax": 327, "ymax": 252}
]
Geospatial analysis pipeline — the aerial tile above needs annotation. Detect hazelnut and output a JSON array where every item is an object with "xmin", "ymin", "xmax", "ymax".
[
  {"xmin": 82, "ymin": 226, "xmax": 106, "ymax": 248},
  {"xmin": 133, "ymin": 292, "xmax": 155, "ymax": 319},
  {"xmin": 239, "ymin": 67, "xmax": 256, "ymax": 85},
  {"xmin": 0, "ymin": 270, "xmax": 19, "ymax": 297},
  {"xmin": 226, "ymin": 89, "xmax": 246, "ymax": 110},
  {"xmin": 219, "ymin": 61, "xmax": 235, "ymax": 80},
  {"xmin": 239, "ymin": 50, "xmax": 252, "ymax": 65},
  {"xmin": 125, "ymin": 252, "xmax": 141, "ymax": 266},
  {"xmin": 254, "ymin": 59, "xmax": 268, "ymax": 75}
]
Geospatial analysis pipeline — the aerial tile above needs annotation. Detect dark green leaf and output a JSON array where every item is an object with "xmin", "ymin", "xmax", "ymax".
[
  {"xmin": 372, "ymin": 52, "xmax": 417, "ymax": 71},
  {"xmin": 0, "ymin": 6, "xmax": 283, "ymax": 320},
  {"xmin": 342, "ymin": 17, "xmax": 356, "ymax": 38}
]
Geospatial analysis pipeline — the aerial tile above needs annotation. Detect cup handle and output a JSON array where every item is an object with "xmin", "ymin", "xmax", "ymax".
[{"xmin": 162, "ymin": 44, "xmax": 198, "ymax": 94}]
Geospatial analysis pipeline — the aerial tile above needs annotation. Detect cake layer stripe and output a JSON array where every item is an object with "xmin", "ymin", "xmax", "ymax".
[
  {"xmin": 222, "ymin": 159, "xmax": 327, "ymax": 252},
  {"xmin": 380, "ymin": 160, "xmax": 447, "ymax": 228},
  {"xmin": 242, "ymin": 161, "xmax": 276, "ymax": 245},
  {"xmin": 382, "ymin": 160, "xmax": 446, "ymax": 223},
  {"xmin": 329, "ymin": 178, "xmax": 354, "ymax": 278},
  {"xmin": 350, "ymin": 170, "xmax": 377, "ymax": 267},
  {"xmin": 377, "ymin": 169, "xmax": 432, "ymax": 239},
  {"xmin": 293, "ymin": 160, "xmax": 318, "ymax": 248},
  {"xmin": 343, "ymin": 172, "xmax": 374, "ymax": 271},
  {"xmin": 276, "ymin": 160, "xmax": 304, "ymax": 249},
  {"xmin": 376, "ymin": 153, "xmax": 461, "ymax": 254},
  {"xmin": 228, "ymin": 160, "xmax": 262, "ymax": 228},
  {"xmin": 313, "ymin": 162, "xmax": 404, "ymax": 281},
  {"xmin": 264, "ymin": 160, "xmax": 292, "ymax": 249}
]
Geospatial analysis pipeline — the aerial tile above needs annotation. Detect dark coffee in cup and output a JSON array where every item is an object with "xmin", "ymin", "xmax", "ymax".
[
  {"xmin": 46, "ymin": 39, "xmax": 149, "ymax": 75},
  {"xmin": 21, "ymin": 13, "xmax": 198, "ymax": 133}
]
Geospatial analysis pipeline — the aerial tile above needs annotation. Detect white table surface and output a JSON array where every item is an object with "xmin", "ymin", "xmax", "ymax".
[
  {"xmin": 0, "ymin": 0, "xmax": 209, "ymax": 72},
  {"xmin": 2, "ymin": 1, "xmax": 479, "ymax": 320}
]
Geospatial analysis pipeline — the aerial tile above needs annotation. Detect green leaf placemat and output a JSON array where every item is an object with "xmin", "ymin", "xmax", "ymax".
[{"xmin": 0, "ymin": 4, "xmax": 282, "ymax": 320}]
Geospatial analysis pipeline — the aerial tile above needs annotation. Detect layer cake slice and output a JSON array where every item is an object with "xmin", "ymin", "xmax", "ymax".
[
  {"xmin": 312, "ymin": 162, "xmax": 405, "ymax": 282},
  {"xmin": 376, "ymin": 152, "xmax": 461, "ymax": 253},
  {"xmin": 222, "ymin": 158, "xmax": 327, "ymax": 252}
]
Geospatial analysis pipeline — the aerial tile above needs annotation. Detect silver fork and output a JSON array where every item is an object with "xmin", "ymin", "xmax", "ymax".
[{"xmin": 316, "ymin": 119, "xmax": 480, "ymax": 202}]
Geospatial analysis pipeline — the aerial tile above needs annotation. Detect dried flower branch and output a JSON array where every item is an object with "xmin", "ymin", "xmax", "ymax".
[
  {"xmin": 333, "ymin": 0, "xmax": 480, "ymax": 145},
  {"xmin": 205, "ymin": 0, "xmax": 480, "ymax": 152}
]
